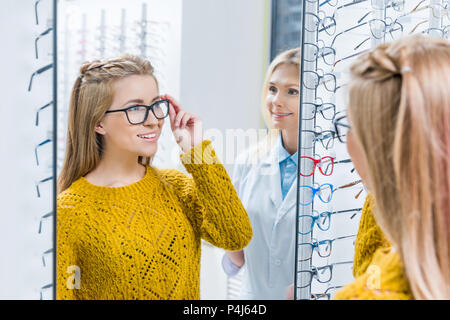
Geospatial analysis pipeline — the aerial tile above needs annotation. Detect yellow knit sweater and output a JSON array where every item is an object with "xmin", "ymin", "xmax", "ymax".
[
  {"xmin": 57, "ymin": 140, "xmax": 253, "ymax": 300},
  {"xmin": 334, "ymin": 195, "xmax": 414, "ymax": 300}
]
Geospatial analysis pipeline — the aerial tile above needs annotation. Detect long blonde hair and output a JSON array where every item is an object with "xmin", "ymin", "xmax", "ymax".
[
  {"xmin": 58, "ymin": 55, "xmax": 157, "ymax": 193},
  {"xmin": 251, "ymin": 48, "xmax": 301, "ymax": 163},
  {"xmin": 348, "ymin": 35, "xmax": 450, "ymax": 299}
]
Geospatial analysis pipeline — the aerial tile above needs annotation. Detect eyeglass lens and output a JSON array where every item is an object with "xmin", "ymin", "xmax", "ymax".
[{"xmin": 127, "ymin": 100, "xmax": 169, "ymax": 124}]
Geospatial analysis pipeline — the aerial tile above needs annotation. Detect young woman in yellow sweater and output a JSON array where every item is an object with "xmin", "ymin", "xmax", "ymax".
[
  {"xmin": 333, "ymin": 35, "xmax": 450, "ymax": 300},
  {"xmin": 56, "ymin": 55, "xmax": 253, "ymax": 300}
]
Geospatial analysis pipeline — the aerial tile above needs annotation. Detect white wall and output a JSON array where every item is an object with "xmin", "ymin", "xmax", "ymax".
[
  {"xmin": 0, "ymin": 0, "xmax": 55, "ymax": 299},
  {"xmin": 179, "ymin": 0, "xmax": 268, "ymax": 299}
]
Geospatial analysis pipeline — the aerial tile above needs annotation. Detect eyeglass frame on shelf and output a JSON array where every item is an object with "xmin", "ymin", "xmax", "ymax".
[
  {"xmin": 297, "ymin": 207, "xmax": 362, "ymax": 235},
  {"xmin": 311, "ymin": 285, "xmax": 344, "ymax": 300},
  {"xmin": 35, "ymin": 27, "xmax": 53, "ymax": 59},
  {"xmin": 333, "ymin": 114, "xmax": 350, "ymax": 143},
  {"xmin": 304, "ymin": 42, "xmax": 337, "ymax": 66},
  {"xmin": 35, "ymin": 138, "xmax": 52, "ymax": 166},
  {"xmin": 298, "ymin": 183, "xmax": 334, "ymax": 206},
  {"xmin": 297, "ymin": 234, "xmax": 357, "ymax": 261},
  {"xmin": 302, "ymin": 100, "xmax": 337, "ymax": 120},
  {"xmin": 36, "ymin": 101, "xmax": 53, "ymax": 127},
  {"xmin": 38, "ymin": 211, "xmax": 53, "ymax": 234},
  {"xmin": 304, "ymin": 11, "xmax": 337, "ymax": 36},
  {"xmin": 301, "ymin": 128, "xmax": 338, "ymax": 150},
  {"xmin": 28, "ymin": 63, "xmax": 53, "ymax": 92},
  {"xmin": 300, "ymin": 156, "xmax": 335, "ymax": 177},
  {"xmin": 36, "ymin": 176, "xmax": 53, "ymax": 198},
  {"xmin": 296, "ymin": 260, "xmax": 354, "ymax": 288}
]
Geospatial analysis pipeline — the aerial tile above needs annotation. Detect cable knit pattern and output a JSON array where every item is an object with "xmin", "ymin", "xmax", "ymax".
[
  {"xmin": 334, "ymin": 194, "xmax": 413, "ymax": 300},
  {"xmin": 57, "ymin": 140, "xmax": 252, "ymax": 300},
  {"xmin": 352, "ymin": 194, "xmax": 391, "ymax": 278}
]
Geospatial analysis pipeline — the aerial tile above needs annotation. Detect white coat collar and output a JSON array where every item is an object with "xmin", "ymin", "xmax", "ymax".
[{"xmin": 260, "ymin": 135, "xmax": 298, "ymax": 222}]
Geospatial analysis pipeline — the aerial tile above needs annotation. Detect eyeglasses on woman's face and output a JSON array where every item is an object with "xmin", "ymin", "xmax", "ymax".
[{"xmin": 105, "ymin": 99, "xmax": 170, "ymax": 125}]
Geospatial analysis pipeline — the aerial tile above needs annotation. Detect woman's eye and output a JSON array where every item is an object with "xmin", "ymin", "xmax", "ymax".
[
  {"xmin": 269, "ymin": 86, "xmax": 277, "ymax": 93},
  {"xmin": 128, "ymin": 106, "xmax": 141, "ymax": 112},
  {"xmin": 288, "ymin": 88, "xmax": 299, "ymax": 95}
]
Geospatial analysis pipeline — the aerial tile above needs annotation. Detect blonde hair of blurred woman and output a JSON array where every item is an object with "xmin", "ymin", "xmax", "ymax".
[
  {"xmin": 348, "ymin": 35, "xmax": 450, "ymax": 300},
  {"xmin": 58, "ymin": 55, "xmax": 156, "ymax": 193}
]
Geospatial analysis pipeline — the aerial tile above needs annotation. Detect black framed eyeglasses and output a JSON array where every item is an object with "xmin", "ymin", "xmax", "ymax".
[
  {"xmin": 297, "ymin": 261, "xmax": 353, "ymax": 288},
  {"xmin": 105, "ymin": 99, "xmax": 170, "ymax": 125},
  {"xmin": 333, "ymin": 113, "xmax": 350, "ymax": 143}
]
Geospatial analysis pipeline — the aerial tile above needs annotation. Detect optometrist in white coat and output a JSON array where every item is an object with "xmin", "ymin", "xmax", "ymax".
[{"xmin": 222, "ymin": 48, "xmax": 301, "ymax": 300}]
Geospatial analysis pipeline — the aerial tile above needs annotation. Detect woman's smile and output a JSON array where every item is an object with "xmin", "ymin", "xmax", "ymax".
[{"xmin": 137, "ymin": 131, "xmax": 159, "ymax": 142}]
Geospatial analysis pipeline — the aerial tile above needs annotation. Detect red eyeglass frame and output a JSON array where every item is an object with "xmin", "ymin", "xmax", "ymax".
[{"xmin": 300, "ymin": 156, "xmax": 335, "ymax": 177}]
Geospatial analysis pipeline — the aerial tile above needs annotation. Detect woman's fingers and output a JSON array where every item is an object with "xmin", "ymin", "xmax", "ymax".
[
  {"xmin": 180, "ymin": 113, "xmax": 193, "ymax": 129},
  {"xmin": 174, "ymin": 110, "xmax": 187, "ymax": 128},
  {"xmin": 162, "ymin": 93, "xmax": 185, "ymax": 128},
  {"xmin": 161, "ymin": 94, "xmax": 182, "ymax": 113},
  {"xmin": 168, "ymin": 103, "xmax": 177, "ymax": 128}
]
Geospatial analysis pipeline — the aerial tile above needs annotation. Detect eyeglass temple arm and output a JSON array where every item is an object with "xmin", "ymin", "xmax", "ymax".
[
  {"xmin": 28, "ymin": 63, "xmax": 53, "ymax": 92},
  {"xmin": 334, "ymin": 207, "xmax": 363, "ymax": 214},
  {"xmin": 334, "ymin": 49, "xmax": 369, "ymax": 68},
  {"xmin": 336, "ymin": 179, "xmax": 362, "ymax": 190},
  {"xmin": 35, "ymin": 28, "xmax": 53, "ymax": 59},
  {"xmin": 330, "ymin": 21, "xmax": 368, "ymax": 48},
  {"xmin": 40, "ymin": 283, "xmax": 53, "ymax": 300},
  {"xmin": 35, "ymin": 139, "xmax": 52, "ymax": 166},
  {"xmin": 333, "ymin": 260, "xmax": 354, "ymax": 267},
  {"xmin": 334, "ymin": 0, "xmax": 368, "ymax": 16},
  {"xmin": 36, "ymin": 101, "xmax": 53, "ymax": 126},
  {"xmin": 354, "ymin": 37, "xmax": 370, "ymax": 51},
  {"xmin": 36, "ymin": 176, "xmax": 53, "ymax": 198},
  {"xmin": 334, "ymin": 159, "xmax": 352, "ymax": 164},
  {"xmin": 42, "ymin": 248, "xmax": 54, "ymax": 267},
  {"xmin": 38, "ymin": 211, "xmax": 53, "ymax": 233},
  {"xmin": 35, "ymin": 0, "xmax": 42, "ymax": 25}
]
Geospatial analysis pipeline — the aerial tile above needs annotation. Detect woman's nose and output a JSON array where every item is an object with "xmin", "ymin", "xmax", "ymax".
[
  {"xmin": 143, "ymin": 109, "xmax": 160, "ymax": 126},
  {"xmin": 272, "ymin": 93, "xmax": 285, "ymax": 107}
]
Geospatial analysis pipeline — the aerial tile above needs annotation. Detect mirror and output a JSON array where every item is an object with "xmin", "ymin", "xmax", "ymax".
[{"xmin": 56, "ymin": 0, "xmax": 274, "ymax": 300}]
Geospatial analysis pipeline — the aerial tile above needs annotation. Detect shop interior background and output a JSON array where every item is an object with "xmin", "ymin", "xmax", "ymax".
[{"xmin": 1, "ymin": 0, "xmax": 447, "ymax": 300}]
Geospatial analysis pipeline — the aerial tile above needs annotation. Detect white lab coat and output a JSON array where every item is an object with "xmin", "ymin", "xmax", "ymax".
[{"xmin": 232, "ymin": 139, "xmax": 297, "ymax": 300}]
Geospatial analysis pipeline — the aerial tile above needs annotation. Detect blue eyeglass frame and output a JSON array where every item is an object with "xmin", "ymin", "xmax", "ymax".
[{"xmin": 298, "ymin": 183, "xmax": 334, "ymax": 206}]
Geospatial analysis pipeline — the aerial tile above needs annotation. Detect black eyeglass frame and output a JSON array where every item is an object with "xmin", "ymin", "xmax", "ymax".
[
  {"xmin": 104, "ymin": 99, "xmax": 170, "ymax": 125},
  {"xmin": 333, "ymin": 114, "xmax": 350, "ymax": 143}
]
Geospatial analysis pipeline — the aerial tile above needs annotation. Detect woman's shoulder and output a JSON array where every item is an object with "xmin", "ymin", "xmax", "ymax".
[
  {"xmin": 57, "ymin": 178, "xmax": 91, "ymax": 222},
  {"xmin": 334, "ymin": 247, "xmax": 413, "ymax": 300},
  {"xmin": 57, "ymin": 178, "xmax": 86, "ymax": 206},
  {"xmin": 152, "ymin": 167, "xmax": 192, "ymax": 190},
  {"xmin": 353, "ymin": 194, "xmax": 391, "ymax": 277}
]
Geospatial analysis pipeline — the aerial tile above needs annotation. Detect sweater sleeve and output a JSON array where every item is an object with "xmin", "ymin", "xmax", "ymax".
[
  {"xmin": 56, "ymin": 194, "xmax": 82, "ymax": 300},
  {"xmin": 352, "ymin": 194, "xmax": 391, "ymax": 278},
  {"xmin": 160, "ymin": 140, "xmax": 253, "ymax": 251}
]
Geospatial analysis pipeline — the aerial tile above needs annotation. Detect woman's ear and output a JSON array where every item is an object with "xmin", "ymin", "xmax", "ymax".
[{"xmin": 94, "ymin": 121, "xmax": 106, "ymax": 135}]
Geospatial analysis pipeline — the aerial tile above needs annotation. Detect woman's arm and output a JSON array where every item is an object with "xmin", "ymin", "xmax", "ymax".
[
  {"xmin": 160, "ymin": 140, "xmax": 253, "ymax": 251},
  {"xmin": 160, "ymin": 95, "xmax": 252, "ymax": 250},
  {"xmin": 56, "ymin": 199, "xmax": 80, "ymax": 300}
]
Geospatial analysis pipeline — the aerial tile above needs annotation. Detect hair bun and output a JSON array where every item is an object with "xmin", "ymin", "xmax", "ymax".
[
  {"xmin": 351, "ymin": 44, "xmax": 401, "ymax": 81},
  {"xmin": 370, "ymin": 46, "xmax": 399, "ymax": 74}
]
